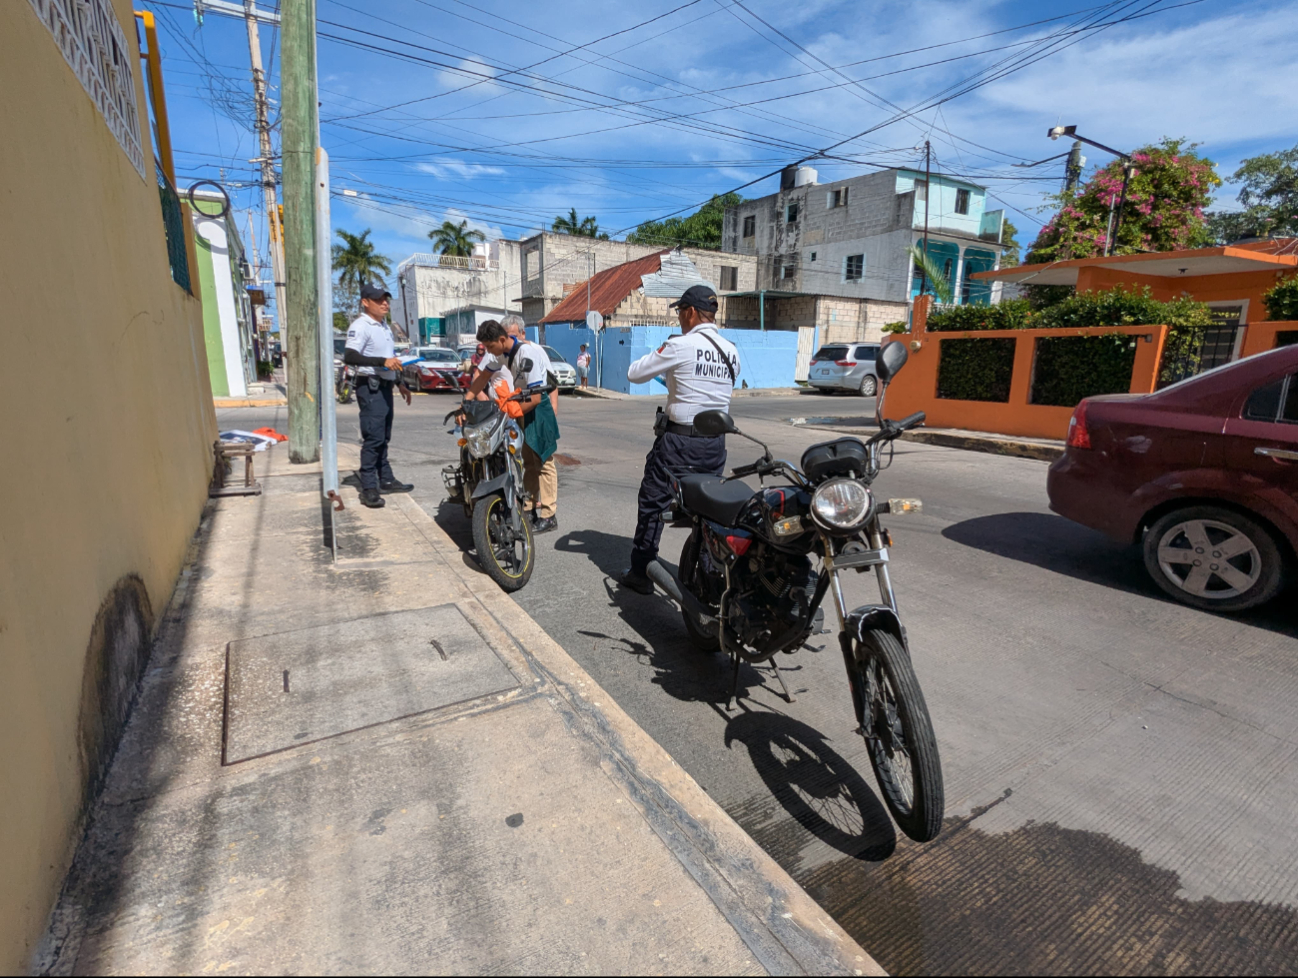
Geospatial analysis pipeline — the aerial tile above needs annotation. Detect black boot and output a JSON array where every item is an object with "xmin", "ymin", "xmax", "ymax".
[
  {"xmin": 360, "ymin": 488, "xmax": 385, "ymax": 508},
  {"xmin": 380, "ymin": 478, "xmax": 414, "ymax": 493}
]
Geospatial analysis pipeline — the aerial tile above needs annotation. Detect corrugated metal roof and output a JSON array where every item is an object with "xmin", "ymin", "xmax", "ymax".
[{"xmin": 540, "ymin": 250, "xmax": 667, "ymax": 324}]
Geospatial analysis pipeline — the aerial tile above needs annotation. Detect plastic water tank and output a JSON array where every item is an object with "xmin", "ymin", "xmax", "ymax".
[{"xmin": 794, "ymin": 166, "xmax": 818, "ymax": 187}]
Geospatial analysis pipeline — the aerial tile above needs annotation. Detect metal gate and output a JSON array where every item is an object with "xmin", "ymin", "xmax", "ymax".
[{"xmin": 795, "ymin": 326, "xmax": 816, "ymax": 381}]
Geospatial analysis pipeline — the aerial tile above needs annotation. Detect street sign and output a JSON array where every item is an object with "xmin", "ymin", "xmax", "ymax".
[{"xmin": 586, "ymin": 310, "xmax": 604, "ymax": 331}]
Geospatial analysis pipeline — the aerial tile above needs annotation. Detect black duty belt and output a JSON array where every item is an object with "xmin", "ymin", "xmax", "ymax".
[{"xmin": 665, "ymin": 420, "xmax": 717, "ymax": 437}]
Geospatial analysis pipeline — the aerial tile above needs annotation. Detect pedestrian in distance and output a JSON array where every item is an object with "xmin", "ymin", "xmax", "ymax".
[
  {"xmin": 462, "ymin": 320, "xmax": 562, "ymax": 533},
  {"xmin": 619, "ymin": 285, "xmax": 739, "ymax": 594},
  {"xmin": 343, "ymin": 283, "xmax": 414, "ymax": 509},
  {"xmin": 576, "ymin": 344, "xmax": 591, "ymax": 388}
]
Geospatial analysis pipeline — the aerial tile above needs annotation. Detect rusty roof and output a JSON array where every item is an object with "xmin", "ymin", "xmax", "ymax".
[{"xmin": 540, "ymin": 250, "xmax": 668, "ymax": 324}]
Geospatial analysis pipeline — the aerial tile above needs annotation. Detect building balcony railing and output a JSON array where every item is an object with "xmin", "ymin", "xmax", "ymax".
[{"xmin": 398, "ymin": 253, "xmax": 499, "ymax": 272}]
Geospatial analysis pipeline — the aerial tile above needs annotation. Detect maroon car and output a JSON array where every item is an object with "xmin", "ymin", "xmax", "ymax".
[{"xmin": 1048, "ymin": 344, "xmax": 1298, "ymax": 612}]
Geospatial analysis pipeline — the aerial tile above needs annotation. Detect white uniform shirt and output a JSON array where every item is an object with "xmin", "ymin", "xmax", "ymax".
[
  {"xmin": 480, "ymin": 338, "xmax": 551, "ymax": 390},
  {"xmin": 626, "ymin": 324, "xmax": 740, "ymax": 424},
  {"xmin": 345, "ymin": 312, "xmax": 396, "ymax": 380}
]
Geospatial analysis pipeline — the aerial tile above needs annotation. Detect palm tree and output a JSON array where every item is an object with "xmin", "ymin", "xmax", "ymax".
[
  {"xmin": 908, "ymin": 244, "xmax": 954, "ymax": 305},
  {"xmin": 552, "ymin": 208, "xmax": 609, "ymax": 239},
  {"xmin": 429, "ymin": 219, "xmax": 484, "ymax": 257},
  {"xmin": 332, "ymin": 228, "xmax": 392, "ymax": 317}
]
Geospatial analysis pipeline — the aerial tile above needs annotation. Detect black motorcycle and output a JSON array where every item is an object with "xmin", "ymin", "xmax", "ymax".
[{"xmin": 646, "ymin": 341, "xmax": 944, "ymax": 842}]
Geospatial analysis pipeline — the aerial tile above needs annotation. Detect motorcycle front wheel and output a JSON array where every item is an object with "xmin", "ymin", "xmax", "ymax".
[
  {"xmin": 850, "ymin": 628, "xmax": 944, "ymax": 842},
  {"xmin": 472, "ymin": 492, "xmax": 534, "ymax": 592}
]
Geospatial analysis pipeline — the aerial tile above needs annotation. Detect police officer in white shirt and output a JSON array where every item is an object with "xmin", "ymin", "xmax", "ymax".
[
  {"xmin": 462, "ymin": 320, "xmax": 562, "ymax": 533},
  {"xmin": 343, "ymin": 283, "xmax": 413, "ymax": 509},
  {"xmin": 619, "ymin": 284, "xmax": 739, "ymax": 594}
]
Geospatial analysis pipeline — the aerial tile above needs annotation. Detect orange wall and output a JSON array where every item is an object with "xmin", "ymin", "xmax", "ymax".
[{"xmin": 1074, "ymin": 266, "xmax": 1291, "ymax": 323}]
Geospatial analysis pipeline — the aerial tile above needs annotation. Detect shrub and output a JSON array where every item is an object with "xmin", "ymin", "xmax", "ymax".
[
  {"xmin": 936, "ymin": 338, "xmax": 1016, "ymax": 402},
  {"xmin": 926, "ymin": 299, "xmax": 1034, "ymax": 332},
  {"xmin": 1263, "ymin": 277, "xmax": 1298, "ymax": 321},
  {"xmin": 881, "ymin": 321, "xmax": 908, "ymax": 334},
  {"xmin": 1032, "ymin": 335, "xmax": 1138, "ymax": 406}
]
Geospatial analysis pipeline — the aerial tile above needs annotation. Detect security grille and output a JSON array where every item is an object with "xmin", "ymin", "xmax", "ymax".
[{"xmin": 156, "ymin": 163, "xmax": 191, "ymax": 293}]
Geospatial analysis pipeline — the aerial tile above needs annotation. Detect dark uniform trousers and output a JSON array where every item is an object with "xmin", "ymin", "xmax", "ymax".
[
  {"xmin": 630, "ymin": 430, "xmax": 727, "ymax": 575},
  {"xmin": 356, "ymin": 378, "xmax": 396, "ymax": 490}
]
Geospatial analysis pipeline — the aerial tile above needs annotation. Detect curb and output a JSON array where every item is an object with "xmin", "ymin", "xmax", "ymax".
[
  {"xmin": 214, "ymin": 397, "xmax": 288, "ymax": 408},
  {"xmin": 903, "ymin": 428, "xmax": 1064, "ymax": 461}
]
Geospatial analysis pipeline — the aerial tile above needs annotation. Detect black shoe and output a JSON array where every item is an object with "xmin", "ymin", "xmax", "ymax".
[
  {"xmin": 618, "ymin": 568, "xmax": 655, "ymax": 595},
  {"xmin": 379, "ymin": 479, "xmax": 414, "ymax": 494},
  {"xmin": 532, "ymin": 515, "xmax": 558, "ymax": 534},
  {"xmin": 360, "ymin": 488, "xmax": 385, "ymax": 508}
]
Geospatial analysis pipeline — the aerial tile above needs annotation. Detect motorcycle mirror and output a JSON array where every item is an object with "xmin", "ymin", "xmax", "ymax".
[
  {"xmin": 692, "ymin": 410, "xmax": 737, "ymax": 436},
  {"xmin": 875, "ymin": 341, "xmax": 909, "ymax": 385}
]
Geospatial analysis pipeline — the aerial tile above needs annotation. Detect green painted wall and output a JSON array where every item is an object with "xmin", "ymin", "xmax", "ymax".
[{"xmin": 193, "ymin": 231, "xmax": 228, "ymax": 397}]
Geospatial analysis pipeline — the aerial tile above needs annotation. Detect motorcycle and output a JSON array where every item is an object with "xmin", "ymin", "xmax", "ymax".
[
  {"xmin": 441, "ymin": 377, "xmax": 554, "ymax": 592},
  {"xmin": 336, "ymin": 363, "xmax": 356, "ymax": 404},
  {"xmin": 646, "ymin": 341, "xmax": 945, "ymax": 842}
]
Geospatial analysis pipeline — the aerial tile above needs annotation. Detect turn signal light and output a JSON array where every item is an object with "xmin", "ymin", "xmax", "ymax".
[
  {"xmin": 457, "ymin": 438, "xmax": 467, "ymax": 447},
  {"xmin": 1067, "ymin": 401, "xmax": 1092, "ymax": 449},
  {"xmin": 887, "ymin": 498, "xmax": 923, "ymax": 514}
]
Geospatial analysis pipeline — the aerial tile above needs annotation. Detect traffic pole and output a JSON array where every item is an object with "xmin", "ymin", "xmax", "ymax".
[{"xmin": 282, "ymin": 0, "xmax": 320, "ymax": 462}]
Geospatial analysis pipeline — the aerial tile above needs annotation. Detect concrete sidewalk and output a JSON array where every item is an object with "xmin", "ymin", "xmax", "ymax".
[{"xmin": 36, "ymin": 445, "xmax": 880, "ymax": 975}]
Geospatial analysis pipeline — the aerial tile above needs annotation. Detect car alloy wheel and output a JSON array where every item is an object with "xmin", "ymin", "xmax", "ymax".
[
  {"xmin": 1142, "ymin": 505, "xmax": 1284, "ymax": 612},
  {"xmin": 859, "ymin": 374, "xmax": 878, "ymax": 397}
]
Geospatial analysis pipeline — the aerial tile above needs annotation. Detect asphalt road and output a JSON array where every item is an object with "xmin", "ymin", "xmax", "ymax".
[{"xmin": 224, "ymin": 389, "xmax": 1298, "ymax": 976}]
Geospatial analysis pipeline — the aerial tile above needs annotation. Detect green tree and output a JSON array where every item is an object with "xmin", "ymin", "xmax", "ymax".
[
  {"xmin": 1000, "ymin": 220, "xmax": 1021, "ymax": 267},
  {"xmin": 627, "ymin": 193, "xmax": 744, "ymax": 250},
  {"xmin": 1206, "ymin": 144, "xmax": 1298, "ymax": 243},
  {"xmin": 429, "ymin": 218, "xmax": 485, "ymax": 257},
  {"xmin": 552, "ymin": 208, "xmax": 608, "ymax": 239},
  {"xmin": 1026, "ymin": 139, "xmax": 1220, "ymax": 264},
  {"xmin": 331, "ymin": 228, "xmax": 392, "ymax": 318},
  {"xmin": 908, "ymin": 244, "xmax": 954, "ymax": 305}
]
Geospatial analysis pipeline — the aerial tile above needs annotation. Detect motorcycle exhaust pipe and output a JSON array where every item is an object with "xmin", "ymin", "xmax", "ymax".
[{"xmin": 646, "ymin": 560, "xmax": 716, "ymax": 625}]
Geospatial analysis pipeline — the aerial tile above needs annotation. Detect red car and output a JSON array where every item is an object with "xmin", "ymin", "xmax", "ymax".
[
  {"xmin": 1048, "ymin": 344, "xmax": 1298, "ymax": 612},
  {"xmin": 402, "ymin": 348, "xmax": 471, "ymax": 393}
]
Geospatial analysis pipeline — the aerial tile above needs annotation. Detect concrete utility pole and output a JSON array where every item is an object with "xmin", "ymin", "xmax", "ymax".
[
  {"xmin": 281, "ymin": 0, "xmax": 320, "ymax": 462},
  {"xmin": 1064, "ymin": 140, "xmax": 1085, "ymax": 194},
  {"xmin": 917, "ymin": 140, "xmax": 931, "ymax": 298},
  {"xmin": 243, "ymin": 1, "xmax": 289, "ymax": 331}
]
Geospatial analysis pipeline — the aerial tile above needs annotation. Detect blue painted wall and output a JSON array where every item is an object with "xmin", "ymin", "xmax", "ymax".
[{"xmin": 544, "ymin": 322, "xmax": 800, "ymax": 394}]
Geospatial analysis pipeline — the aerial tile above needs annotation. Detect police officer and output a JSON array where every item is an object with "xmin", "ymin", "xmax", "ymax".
[
  {"xmin": 343, "ymin": 283, "xmax": 413, "ymax": 509},
  {"xmin": 619, "ymin": 285, "xmax": 739, "ymax": 594}
]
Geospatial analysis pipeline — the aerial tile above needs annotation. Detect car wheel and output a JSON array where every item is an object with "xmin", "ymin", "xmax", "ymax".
[
  {"xmin": 1142, "ymin": 505, "xmax": 1285, "ymax": 612},
  {"xmin": 858, "ymin": 374, "xmax": 878, "ymax": 397}
]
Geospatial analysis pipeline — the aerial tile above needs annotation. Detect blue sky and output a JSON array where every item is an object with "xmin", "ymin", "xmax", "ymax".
[{"xmin": 154, "ymin": 0, "xmax": 1297, "ymax": 302}]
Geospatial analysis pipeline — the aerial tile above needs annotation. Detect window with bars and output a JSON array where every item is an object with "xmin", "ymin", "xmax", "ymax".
[
  {"xmin": 827, "ymin": 188, "xmax": 849, "ymax": 208},
  {"xmin": 742, "ymin": 215, "xmax": 756, "ymax": 237},
  {"xmin": 955, "ymin": 189, "xmax": 971, "ymax": 215},
  {"xmin": 720, "ymin": 266, "xmax": 738, "ymax": 291},
  {"xmin": 845, "ymin": 254, "xmax": 864, "ymax": 281},
  {"xmin": 786, "ymin": 202, "xmax": 799, "ymax": 224},
  {"xmin": 782, "ymin": 264, "xmax": 796, "ymax": 280}
]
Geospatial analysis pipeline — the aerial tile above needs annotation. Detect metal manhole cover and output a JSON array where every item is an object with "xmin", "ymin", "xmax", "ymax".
[{"xmin": 223, "ymin": 604, "xmax": 519, "ymax": 763}]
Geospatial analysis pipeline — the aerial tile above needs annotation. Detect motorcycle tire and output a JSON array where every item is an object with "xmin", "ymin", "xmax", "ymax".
[
  {"xmin": 471, "ymin": 492, "xmax": 534, "ymax": 592},
  {"xmin": 678, "ymin": 535, "xmax": 719, "ymax": 652},
  {"xmin": 852, "ymin": 628, "xmax": 944, "ymax": 842}
]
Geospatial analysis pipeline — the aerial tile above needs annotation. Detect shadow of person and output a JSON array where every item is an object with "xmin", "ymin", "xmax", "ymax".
[
  {"xmin": 725, "ymin": 709, "xmax": 896, "ymax": 861},
  {"xmin": 942, "ymin": 511, "xmax": 1298, "ymax": 636}
]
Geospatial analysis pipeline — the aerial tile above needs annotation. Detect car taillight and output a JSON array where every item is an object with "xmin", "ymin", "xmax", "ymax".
[
  {"xmin": 1067, "ymin": 401, "xmax": 1092, "ymax": 449},
  {"xmin": 835, "ymin": 360, "xmax": 855, "ymax": 367}
]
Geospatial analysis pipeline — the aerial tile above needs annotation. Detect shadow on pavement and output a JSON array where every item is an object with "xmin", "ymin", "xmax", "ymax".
[
  {"xmin": 724, "ymin": 710, "xmax": 896, "ymax": 863},
  {"xmin": 942, "ymin": 511, "xmax": 1298, "ymax": 637}
]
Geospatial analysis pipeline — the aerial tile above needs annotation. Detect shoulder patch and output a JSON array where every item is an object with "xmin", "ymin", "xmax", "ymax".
[
  {"xmin": 657, "ymin": 343, "xmax": 668, "ymax": 353},
  {"xmin": 347, "ymin": 330, "xmax": 357, "ymax": 337}
]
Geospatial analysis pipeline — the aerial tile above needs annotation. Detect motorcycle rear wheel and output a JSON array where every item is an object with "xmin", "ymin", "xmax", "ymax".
[
  {"xmin": 678, "ymin": 536, "xmax": 719, "ymax": 652},
  {"xmin": 472, "ymin": 493, "xmax": 534, "ymax": 592},
  {"xmin": 852, "ymin": 628, "xmax": 944, "ymax": 842}
]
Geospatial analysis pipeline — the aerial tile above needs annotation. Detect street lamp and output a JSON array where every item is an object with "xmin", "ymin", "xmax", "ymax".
[{"xmin": 1048, "ymin": 126, "xmax": 1136, "ymax": 257}]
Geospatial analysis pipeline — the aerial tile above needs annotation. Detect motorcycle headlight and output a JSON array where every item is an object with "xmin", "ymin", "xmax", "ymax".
[
  {"xmin": 465, "ymin": 424, "xmax": 496, "ymax": 458},
  {"xmin": 810, "ymin": 479, "xmax": 872, "ymax": 531}
]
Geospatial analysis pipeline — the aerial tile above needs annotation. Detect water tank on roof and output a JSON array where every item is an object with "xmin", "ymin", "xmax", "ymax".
[{"xmin": 794, "ymin": 166, "xmax": 818, "ymax": 187}]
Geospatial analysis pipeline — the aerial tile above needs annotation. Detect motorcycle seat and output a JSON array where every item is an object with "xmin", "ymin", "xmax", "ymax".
[{"xmin": 677, "ymin": 474, "xmax": 753, "ymax": 527}]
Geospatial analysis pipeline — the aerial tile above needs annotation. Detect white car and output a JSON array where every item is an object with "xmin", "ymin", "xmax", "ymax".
[{"xmin": 543, "ymin": 346, "xmax": 578, "ymax": 391}]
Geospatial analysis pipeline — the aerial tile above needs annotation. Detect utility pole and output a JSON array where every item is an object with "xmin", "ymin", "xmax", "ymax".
[
  {"xmin": 1064, "ymin": 140, "xmax": 1085, "ymax": 194},
  {"xmin": 917, "ymin": 140, "xmax": 931, "ymax": 299},
  {"xmin": 1047, "ymin": 126, "xmax": 1135, "ymax": 258},
  {"xmin": 243, "ymin": 1, "xmax": 288, "ymax": 331},
  {"xmin": 281, "ymin": 0, "xmax": 320, "ymax": 461}
]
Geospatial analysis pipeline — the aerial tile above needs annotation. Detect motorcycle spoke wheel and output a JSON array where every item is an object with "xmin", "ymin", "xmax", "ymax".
[
  {"xmin": 852, "ymin": 627, "xmax": 944, "ymax": 842},
  {"xmin": 471, "ymin": 494, "xmax": 534, "ymax": 592}
]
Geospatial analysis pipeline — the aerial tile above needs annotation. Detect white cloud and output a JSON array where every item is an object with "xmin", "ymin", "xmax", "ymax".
[
  {"xmin": 438, "ymin": 58, "xmax": 503, "ymax": 95},
  {"xmin": 414, "ymin": 159, "xmax": 507, "ymax": 180}
]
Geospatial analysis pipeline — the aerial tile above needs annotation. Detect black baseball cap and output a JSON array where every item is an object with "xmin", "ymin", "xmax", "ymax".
[
  {"xmin": 670, "ymin": 284, "xmax": 718, "ymax": 314},
  {"xmin": 360, "ymin": 282, "xmax": 392, "ymax": 301}
]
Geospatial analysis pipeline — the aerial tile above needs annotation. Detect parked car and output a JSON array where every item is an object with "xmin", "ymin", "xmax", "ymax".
[
  {"xmin": 402, "ymin": 348, "xmax": 470, "ymax": 393},
  {"xmin": 808, "ymin": 343, "xmax": 882, "ymax": 396},
  {"xmin": 1048, "ymin": 344, "xmax": 1298, "ymax": 612},
  {"xmin": 542, "ymin": 346, "xmax": 578, "ymax": 391}
]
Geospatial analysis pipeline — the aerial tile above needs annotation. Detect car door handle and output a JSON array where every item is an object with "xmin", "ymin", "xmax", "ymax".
[{"xmin": 1255, "ymin": 446, "xmax": 1298, "ymax": 461}]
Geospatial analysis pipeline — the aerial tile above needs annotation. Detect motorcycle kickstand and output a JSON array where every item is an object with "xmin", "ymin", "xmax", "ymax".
[
  {"xmin": 726, "ymin": 655, "xmax": 742, "ymax": 712},
  {"xmin": 768, "ymin": 660, "xmax": 795, "ymax": 704}
]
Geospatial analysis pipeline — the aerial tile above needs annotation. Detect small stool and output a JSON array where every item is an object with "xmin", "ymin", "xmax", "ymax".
[{"xmin": 210, "ymin": 440, "xmax": 262, "ymax": 497}]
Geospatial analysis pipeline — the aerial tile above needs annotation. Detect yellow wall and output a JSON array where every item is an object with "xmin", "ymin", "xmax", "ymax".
[{"xmin": 0, "ymin": 1, "xmax": 217, "ymax": 969}]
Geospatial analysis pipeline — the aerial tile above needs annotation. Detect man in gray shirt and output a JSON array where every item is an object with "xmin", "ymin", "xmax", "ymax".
[{"xmin": 343, "ymin": 283, "xmax": 413, "ymax": 509}]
